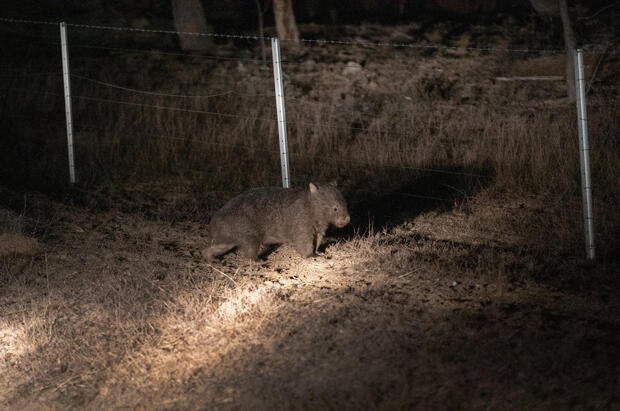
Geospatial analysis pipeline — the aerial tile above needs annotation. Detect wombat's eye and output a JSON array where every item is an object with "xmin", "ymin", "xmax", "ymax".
[{"xmin": 333, "ymin": 207, "xmax": 338, "ymax": 212}]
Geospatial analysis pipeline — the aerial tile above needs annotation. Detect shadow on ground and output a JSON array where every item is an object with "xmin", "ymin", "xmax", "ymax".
[{"xmin": 343, "ymin": 166, "xmax": 492, "ymax": 235}]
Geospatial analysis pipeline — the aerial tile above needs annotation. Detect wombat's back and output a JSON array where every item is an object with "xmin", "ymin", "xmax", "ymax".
[{"xmin": 211, "ymin": 186, "xmax": 308, "ymax": 227}]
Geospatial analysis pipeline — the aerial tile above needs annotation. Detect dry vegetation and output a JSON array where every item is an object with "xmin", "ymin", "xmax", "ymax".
[{"xmin": 1, "ymin": 16, "xmax": 620, "ymax": 410}]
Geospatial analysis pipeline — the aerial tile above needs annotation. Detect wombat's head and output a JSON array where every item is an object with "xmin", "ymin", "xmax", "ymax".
[{"xmin": 309, "ymin": 182, "xmax": 351, "ymax": 228}]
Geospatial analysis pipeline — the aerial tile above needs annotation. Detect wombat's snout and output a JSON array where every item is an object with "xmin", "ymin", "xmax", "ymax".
[{"xmin": 334, "ymin": 214, "xmax": 351, "ymax": 228}]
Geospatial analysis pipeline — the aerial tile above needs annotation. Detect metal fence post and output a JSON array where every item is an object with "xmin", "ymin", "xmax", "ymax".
[
  {"xmin": 60, "ymin": 22, "xmax": 76, "ymax": 184},
  {"xmin": 271, "ymin": 37, "xmax": 291, "ymax": 189},
  {"xmin": 573, "ymin": 49, "xmax": 595, "ymax": 260}
]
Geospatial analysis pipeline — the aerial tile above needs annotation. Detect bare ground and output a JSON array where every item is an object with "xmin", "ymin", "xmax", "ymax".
[{"xmin": 1, "ymin": 188, "xmax": 618, "ymax": 410}]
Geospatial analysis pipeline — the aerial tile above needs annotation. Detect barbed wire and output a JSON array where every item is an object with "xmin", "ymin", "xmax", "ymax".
[
  {"xmin": 67, "ymin": 22, "xmax": 262, "ymax": 42},
  {"xmin": 0, "ymin": 35, "xmax": 267, "ymax": 64},
  {"xmin": 1, "ymin": 16, "xmax": 614, "ymax": 55},
  {"xmin": 0, "ymin": 17, "xmax": 58, "ymax": 27},
  {"xmin": 0, "ymin": 17, "xmax": 262, "ymax": 41}
]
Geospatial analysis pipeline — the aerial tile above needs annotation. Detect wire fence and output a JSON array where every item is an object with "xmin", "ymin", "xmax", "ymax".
[{"xmin": 0, "ymin": 17, "xmax": 618, "ymax": 224}]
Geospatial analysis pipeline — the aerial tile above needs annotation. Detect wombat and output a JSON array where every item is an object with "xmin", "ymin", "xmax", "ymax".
[{"xmin": 205, "ymin": 182, "xmax": 350, "ymax": 261}]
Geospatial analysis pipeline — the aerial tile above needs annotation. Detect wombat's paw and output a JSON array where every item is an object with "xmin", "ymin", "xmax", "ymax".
[
  {"xmin": 203, "ymin": 248, "xmax": 217, "ymax": 262},
  {"xmin": 296, "ymin": 251, "xmax": 314, "ymax": 259}
]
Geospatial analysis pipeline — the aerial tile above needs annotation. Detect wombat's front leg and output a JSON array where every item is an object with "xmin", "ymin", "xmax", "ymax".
[
  {"xmin": 314, "ymin": 231, "xmax": 324, "ymax": 254},
  {"xmin": 238, "ymin": 238, "xmax": 260, "ymax": 260},
  {"xmin": 295, "ymin": 242, "xmax": 314, "ymax": 258},
  {"xmin": 293, "ymin": 233, "xmax": 315, "ymax": 258}
]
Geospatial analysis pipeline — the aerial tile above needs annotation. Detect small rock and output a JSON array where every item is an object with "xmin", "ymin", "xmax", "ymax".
[
  {"xmin": 390, "ymin": 31, "xmax": 414, "ymax": 43},
  {"xmin": 301, "ymin": 59, "xmax": 316, "ymax": 72},
  {"xmin": 342, "ymin": 61, "xmax": 363, "ymax": 76}
]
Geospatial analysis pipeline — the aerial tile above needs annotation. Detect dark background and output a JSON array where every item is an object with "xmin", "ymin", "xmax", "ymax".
[{"xmin": 4, "ymin": 1, "xmax": 618, "ymax": 31}]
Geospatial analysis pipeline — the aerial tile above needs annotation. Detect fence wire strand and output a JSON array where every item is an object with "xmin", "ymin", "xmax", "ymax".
[
  {"xmin": 2, "ymin": 16, "xmax": 614, "ymax": 54},
  {"xmin": 71, "ymin": 74, "xmax": 234, "ymax": 99}
]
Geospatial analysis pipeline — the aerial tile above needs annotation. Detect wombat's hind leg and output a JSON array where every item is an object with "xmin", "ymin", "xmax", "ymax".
[{"xmin": 205, "ymin": 243, "xmax": 236, "ymax": 261}]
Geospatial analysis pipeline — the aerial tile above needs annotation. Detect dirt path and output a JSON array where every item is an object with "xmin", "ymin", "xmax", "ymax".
[{"xmin": 1, "ymin": 197, "xmax": 619, "ymax": 410}]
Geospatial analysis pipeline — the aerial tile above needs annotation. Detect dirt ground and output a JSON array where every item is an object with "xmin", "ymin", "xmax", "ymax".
[{"xmin": 1, "ymin": 187, "xmax": 618, "ymax": 410}]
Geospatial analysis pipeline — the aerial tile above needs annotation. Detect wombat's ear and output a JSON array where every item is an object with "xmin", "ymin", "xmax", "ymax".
[{"xmin": 309, "ymin": 182, "xmax": 318, "ymax": 193}]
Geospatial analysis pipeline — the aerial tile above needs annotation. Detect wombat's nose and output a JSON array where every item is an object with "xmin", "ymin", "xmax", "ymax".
[{"xmin": 335, "ymin": 214, "xmax": 351, "ymax": 228}]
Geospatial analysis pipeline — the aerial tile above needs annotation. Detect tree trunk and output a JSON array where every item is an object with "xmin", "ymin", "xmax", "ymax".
[
  {"xmin": 559, "ymin": 0, "xmax": 576, "ymax": 100},
  {"xmin": 171, "ymin": 0, "xmax": 212, "ymax": 51},
  {"xmin": 273, "ymin": 0, "xmax": 300, "ymax": 46},
  {"xmin": 528, "ymin": 0, "xmax": 559, "ymax": 15},
  {"xmin": 528, "ymin": 0, "xmax": 576, "ymax": 100},
  {"xmin": 255, "ymin": 0, "xmax": 267, "ymax": 65}
]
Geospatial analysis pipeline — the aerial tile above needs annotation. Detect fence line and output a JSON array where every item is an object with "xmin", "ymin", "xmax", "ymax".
[{"xmin": 2, "ymin": 16, "xmax": 615, "ymax": 55}]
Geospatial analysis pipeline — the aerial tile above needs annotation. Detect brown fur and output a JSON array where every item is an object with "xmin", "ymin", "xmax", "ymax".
[{"xmin": 205, "ymin": 182, "xmax": 350, "ymax": 260}]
